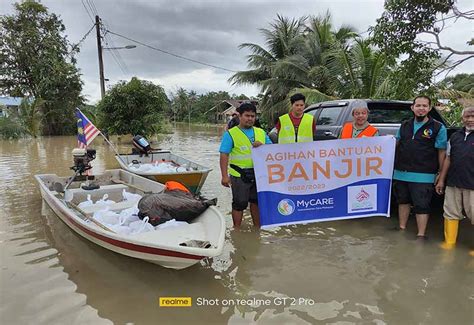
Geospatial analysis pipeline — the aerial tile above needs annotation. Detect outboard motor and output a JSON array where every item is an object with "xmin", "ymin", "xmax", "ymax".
[
  {"xmin": 71, "ymin": 148, "xmax": 96, "ymax": 175},
  {"xmin": 132, "ymin": 135, "xmax": 152, "ymax": 155},
  {"xmin": 65, "ymin": 148, "xmax": 99, "ymax": 190}
]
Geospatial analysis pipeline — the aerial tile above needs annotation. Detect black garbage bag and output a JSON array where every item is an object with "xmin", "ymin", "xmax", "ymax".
[{"xmin": 137, "ymin": 190, "xmax": 216, "ymax": 226}]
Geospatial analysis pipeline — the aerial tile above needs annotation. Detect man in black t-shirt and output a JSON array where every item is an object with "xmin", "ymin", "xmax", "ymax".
[{"xmin": 226, "ymin": 113, "xmax": 239, "ymax": 130}]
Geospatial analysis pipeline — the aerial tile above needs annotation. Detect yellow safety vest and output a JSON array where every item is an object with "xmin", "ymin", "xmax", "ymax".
[
  {"xmin": 228, "ymin": 127, "xmax": 266, "ymax": 177},
  {"xmin": 278, "ymin": 113, "xmax": 313, "ymax": 143}
]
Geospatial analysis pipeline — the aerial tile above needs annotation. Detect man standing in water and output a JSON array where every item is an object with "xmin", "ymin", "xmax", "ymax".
[
  {"xmin": 339, "ymin": 100, "xmax": 379, "ymax": 138},
  {"xmin": 435, "ymin": 107, "xmax": 474, "ymax": 253},
  {"xmin": 393, "ymin": 95, "xmax": 447, "ymax": 239},
  {"xmin": 219, "ymin": 103, "xmax": 272, "ymax": 228},
  {"xmin": 275, "ymin": 93, "xmax": 316, "ymax": 143}
]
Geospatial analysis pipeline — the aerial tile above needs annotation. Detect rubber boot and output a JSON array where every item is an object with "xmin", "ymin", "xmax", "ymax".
[{"xmin": 440, "ymin": 219, "xmax": 459, "ymax": 250}]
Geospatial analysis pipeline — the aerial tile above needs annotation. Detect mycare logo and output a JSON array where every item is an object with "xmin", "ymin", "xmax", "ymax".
[{"xmin": 297, "ymin": 197, "xmax": 334, "ymax": 209}]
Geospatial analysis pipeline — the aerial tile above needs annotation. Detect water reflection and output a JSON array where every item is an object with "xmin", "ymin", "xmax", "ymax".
[{"xmin": 1, "ymin": 123, "xmax": 473, "ymax": 324}]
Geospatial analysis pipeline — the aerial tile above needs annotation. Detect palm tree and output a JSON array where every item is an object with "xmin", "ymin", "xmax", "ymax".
[
  {"xmin": 301, "ymin": 13, "xmax": 357, "ymax": 95},
  {"xmin": 229, "ymin": 15, "xmax": 307, "ymax": 121},
  {"xmin": 326, "ymin": 38, "xmax": 391, "ymax": 98},
  {"xmin": 230, "ymin": 13, "xmax": 359, "ymax": 122},
  {"xmin": 170, "ymin": 88, "xmax": 198, "ymax": 122},
  {"xmin": 18, "ymin": 97, "xmax": 45, "ymax": 137}
]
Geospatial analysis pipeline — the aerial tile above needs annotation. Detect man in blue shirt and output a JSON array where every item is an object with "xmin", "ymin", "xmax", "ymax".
[
  {"xmin": 219, "ymin": 103, "xmax": 272, "ymax": 228},
  {"xmin": 393, "ymin": 95, "xmax": 447, "ymax": 239}
]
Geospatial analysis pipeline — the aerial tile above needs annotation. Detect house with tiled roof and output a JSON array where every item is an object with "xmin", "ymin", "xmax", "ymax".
[
  {"xmin": 206, "ymin": 99, "xmax": 260, "ymax": 123},
  {"xmin": 0, "ymin": 96, "xmax": 23, "ymax": 118}
]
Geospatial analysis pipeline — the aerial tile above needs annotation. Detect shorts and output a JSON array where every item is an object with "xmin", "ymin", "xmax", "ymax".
[
  {"xmin": 393, "ymin": 180, "xmax": 434, "ymax": 214},
  {"xmin": 230, "ymin": 175, "xmax": 258, "ymax": 211},
  {"xmin": 443, "ymin": 186, "xmax": 474, "ymax": 224}
]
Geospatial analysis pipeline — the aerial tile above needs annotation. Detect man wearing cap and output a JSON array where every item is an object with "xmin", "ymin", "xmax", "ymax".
[
  {"xmin": 219, "ymin": 102, "xmax": 272, "ymax": 228},
  {"xmin": 340, "ymin": 100, "xmax": 379, "ymax": 139},
  {"xmin": 393, "ymin": 95, "xmax": 447, "ymax": 239},
  {"xmin": 275, "ymin": 93, "xmax": 316, "ymax": 144},
  {"xmin": 435, "ymin": 106, "xmax": 474, "ymax": 252}
]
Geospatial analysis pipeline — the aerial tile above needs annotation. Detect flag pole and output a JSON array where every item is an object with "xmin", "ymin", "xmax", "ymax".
[
  {"xmin": 75, "ymin": 108, "xmax": 128, "ymax": 166},
  {"xmin": 99, "ymin": 132, "xmax": 128, "ymax": 165}
]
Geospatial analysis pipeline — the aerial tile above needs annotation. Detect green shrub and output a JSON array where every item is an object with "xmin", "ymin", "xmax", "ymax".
[
  {"xmin": 0, "ymin": 116, "xmax": 27, "ymax": 139},
  {"xmin": 441, "ymin": 101, "xmax": 463, "ymax": 127},
  {"xmin": 97, "ymin": 77, "xmax": 169, "ymax": 137},
  {"xmin": 153, "ymin": 119, "xmax": 173, "ymax": 134}
]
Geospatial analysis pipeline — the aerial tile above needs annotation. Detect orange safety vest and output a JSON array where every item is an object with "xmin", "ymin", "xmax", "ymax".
[
  {"xmin": 340, "ymin": 122, "xmax": 378, "ymax": 139},
  {"xmin": 165, "ymin": 181, "xmax": 190, "ymax": 193}
]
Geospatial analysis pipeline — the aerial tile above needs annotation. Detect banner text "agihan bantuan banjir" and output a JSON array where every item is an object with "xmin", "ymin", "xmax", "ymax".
[
  {"xmin": 252, "ymin": 137, "xmax": 396, "ymax": 227},
  {"xmin": 264, "ymin": 144, "xmax": 383, "ymax": 183}
]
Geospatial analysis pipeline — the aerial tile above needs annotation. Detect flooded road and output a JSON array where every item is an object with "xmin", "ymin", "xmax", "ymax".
[{"xmin": 1, "ymin": 123, "xmax": 473, "ymax": 324}]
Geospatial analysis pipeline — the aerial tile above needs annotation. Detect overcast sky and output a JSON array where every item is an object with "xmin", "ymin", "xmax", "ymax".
[{"xmin": 2, "ymin": 0, "xmax": 473, "ymax": 104}]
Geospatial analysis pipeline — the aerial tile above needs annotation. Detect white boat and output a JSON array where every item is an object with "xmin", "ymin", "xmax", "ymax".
[{"xmin": 35, "ymin": 169, "xmax": 226, "ymax": 270}]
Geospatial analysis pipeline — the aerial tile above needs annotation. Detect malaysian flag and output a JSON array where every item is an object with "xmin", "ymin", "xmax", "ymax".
[{"xmin": 76, "ymin": 108, "xmax": 100, "ymax": 148}]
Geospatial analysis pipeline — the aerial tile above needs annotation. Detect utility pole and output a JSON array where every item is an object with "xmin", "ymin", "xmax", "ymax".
[
  {"xmin": 188, "ymin": 101, "xmax": 191, "ymax": 124},
  {"xmin": 95, "ymin": 15, "xmax": 105, "ymax": 99},
  {"xmin": 188, "ymin": 95, "xmax": 196, "ymax": 124}
]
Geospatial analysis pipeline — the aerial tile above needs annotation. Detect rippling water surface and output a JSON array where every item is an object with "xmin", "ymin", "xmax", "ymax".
[{"xmin": 1, "ymin": 124, "xmax": 473, "ymax": 324}]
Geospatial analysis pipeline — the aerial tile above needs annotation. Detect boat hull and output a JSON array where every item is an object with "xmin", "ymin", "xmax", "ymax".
[
  {"xmin": 35, "ymin": 170, "xmax": 225, "ymax": 270},
  {"xmin": 149, "ymin": 173, "xmax": 206, "ymax": 194}
]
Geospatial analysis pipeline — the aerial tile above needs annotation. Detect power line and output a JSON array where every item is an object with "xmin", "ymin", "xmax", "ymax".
[
  {"xmin": 101, "ymin": 25, "xmax": 127, "ymax": 74},
  {"xmin": 106, "ymin": 29, "xmax": 238, "ymax": 73},
  {"xmin": 104, "ymin": 38, "xmax": 130, "ymax": 74},
  {"xmin": 86, "ymin": 0, "xmax": 98, "ymax": 17},
  {"xmin": 82, "ymin": 1, "xmax": 234, "ymax": 74},
  {"xmin": 102, "ymin": 22, "xmax": 130, "ymax": 75},
  {"xmin": 81, "ymin": 0, "xmax": 94, "ymax": 23},
  {"xmin": 84, "ymin": 0, "xmax": 131, "ymax": 75},
  {"xmin": 70, "ymin": 23, "xmax": 96, "ymax": 54}
]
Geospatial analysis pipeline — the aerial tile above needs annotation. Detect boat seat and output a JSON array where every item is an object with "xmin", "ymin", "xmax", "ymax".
[
  {"xmin": 65, "ymin": 184, "xmax": 128, "ymax": 203},
  {"xmin": 80, "ymin": 199, "xmax": 139, "ymax": 215}
]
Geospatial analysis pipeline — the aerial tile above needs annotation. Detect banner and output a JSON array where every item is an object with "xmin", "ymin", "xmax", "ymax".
[{"xmin": 252, "ymin": 136, "xmax": 396, "ymax": 228}]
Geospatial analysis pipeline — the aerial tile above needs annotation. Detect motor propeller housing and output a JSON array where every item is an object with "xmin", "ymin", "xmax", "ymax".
[
  {"xmin": 132, "ymin": 135, "xmax": 152, "ymax": 155},
  {"xmin": 71, "ymin": 148, "xmax": 96, "ymax": 175}
]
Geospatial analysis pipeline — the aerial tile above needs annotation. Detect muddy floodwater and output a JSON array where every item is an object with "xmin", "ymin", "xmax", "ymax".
[{"xmin": 1, "ymin": 123, "xmax": 473, "ymax": 324}]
